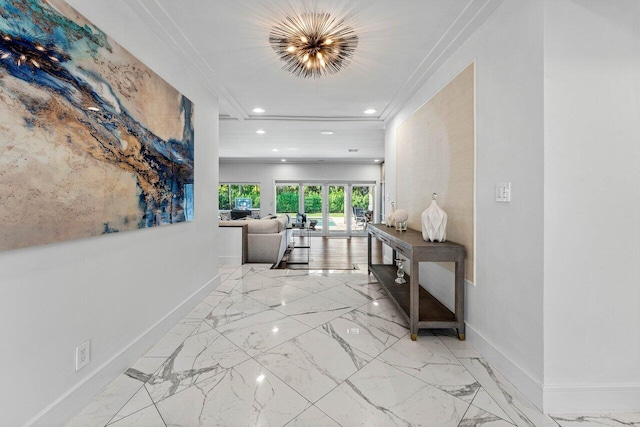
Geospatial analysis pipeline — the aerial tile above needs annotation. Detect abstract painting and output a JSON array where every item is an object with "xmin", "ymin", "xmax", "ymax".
[{"xmin": 0, "ymin": 0, "xmax": 194, "ymax": 251}]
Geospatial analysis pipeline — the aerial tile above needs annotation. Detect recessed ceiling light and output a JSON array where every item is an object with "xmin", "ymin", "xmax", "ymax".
[
  {"xmin": 281, "ymin": 159, "xmax": 286, "ymax": 162},
  {"xmin": 348, "ymin": 148, "xmax": 359, "ymax": 152},
  {"xmin": 252, "ymin": 107, "xmax": 265, "ymax": 113},
  {"xmin": 363, "ymin": 109, "xmax": 377, "ymax": 114},
  {"xmin": 256, "ymin": 129, "xmax": 266, "ymax": 134},
  {"xmin": 272, "ymin": 148, "xmax": 279, "ymax": 152},
  {"xmin": 320, "ymin": 131, "xmax": 334, "ymax": 135},
  {"xmin": 374, "ymin": 159, "xmax": 380, "ymax": 162}
]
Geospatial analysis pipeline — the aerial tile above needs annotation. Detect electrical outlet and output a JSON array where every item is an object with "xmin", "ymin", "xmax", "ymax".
[
  {"xmin": 75, "ymin": 340, "xmax": 90, "ymax": 371},
  {"xmin": 496, "ymin": 182, "xmax": 511, "ymax": 203}
]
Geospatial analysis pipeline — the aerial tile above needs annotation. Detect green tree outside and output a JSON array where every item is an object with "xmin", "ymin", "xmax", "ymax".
[{"xmin": 218, "ymin": 184, "xmax": 261, "ymax": 209}]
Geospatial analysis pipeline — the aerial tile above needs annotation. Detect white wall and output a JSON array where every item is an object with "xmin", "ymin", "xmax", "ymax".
[
  {"xmin": 385, "ymin": 0, "xmax": 545, "ymax": 408},
  {"xmin": 0, "ymin": 2, "xmax": 220, "ymax": 425},
  {"xmin": 543, "ymin": 0, "xmax": 640, "ymax": 413},
  {"xmin": 219, "ymin": 162, "xmax": 381, "ymax": 217}
]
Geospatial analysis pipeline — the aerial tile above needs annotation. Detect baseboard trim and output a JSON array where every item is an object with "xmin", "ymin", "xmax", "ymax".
[
  {"xmin": 544, "ymin": 384, "xmax": 640, "ymax": 414},
  {"xmin": 466, "ymin": 323, "xmax": 544, "ymax": 411},
  {"xmin": 27, "ymin": 274, "xmax": 221, "ymax": 427}
]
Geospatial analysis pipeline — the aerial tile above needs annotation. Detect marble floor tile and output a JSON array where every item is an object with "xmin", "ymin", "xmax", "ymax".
[
  {"xmin": 107, "ymin": 404, "xmax": 165, "ymax": 427},
  {"xmin": 359, "ymin": 302, "xmax": 409, "ymax": 327},
  {"xmin": 71, "ymin": 267, "xmax": 637, "ymax": 427},
  {"xmin": 273, "ymin": 294, "xmax": 353, "ymax": 328},
  {"xmin": 379, "ymin": 333, "xmax": 460, "ymax": 367},
  {"xmin": 359, "ymin": 295, "xmax": 403, "ymax": 316},
  {"xmin": 412, "ymin": 363, "xmax": 480, "ymax": 402},
  {"xmin": 156, "ymin": 359, "xmax": 309, "ymax": 427},
  {"xmin": 255, "ymin": 329, "xmax": 371, "ymax": 402},
  {"xmin": 145, "ymin": 328, "xmax": 249, "ymax": 402},
  {"xmin": 65, "ymin": 375, "xmax": 143, "ymax": 427},
  {"xmin": 259, "ymin": 269, "xmax": 309, "ymax": 280},
  {"xmin": 218, "ymin": 265, "xmax": 240, "ymax": 282},
  {"xmin": 551, "ymin": 414, "xmax": 640, "ymax": 427},
  {"xmin": 183, "ymin": 299, "xmax": 217, "ymax": 321},
  {"xmin": 473, "ymin": 387, "xmax": 513, "ymax": 422},
  {"xmin": 204, "ymin": 291, "xmax": 270, "ymax": 329},
  {"xmin": 216, "ymin": 309, "xmax": 311, "ymax": 357},
  {"xmin": 143, "ymin": 321, "xmax": 202, "ymax": 358},
  {"xmin": 124, "ymin": 357, "xmax": 168, "ymax": 384},
  {"xmin": 283, "ymin": 273, "xmax": 347, "ymax": 291},
  {"xmin": 202, "ymin": 291, "xmax": 229, "ymax": 307},
  {"xmin": 315, "ymin": 359, "xmax": 469, "ymax": 426},
  {"xmin": 175, "ymin": 319, "xmax": 214, "ymax": 338},
  {"xmin": 242, "ymin": 284, "xmax": 313, "ymax": 308},
  {"xmin": 342, "ymin": 273, "xmax": 381, "ymax": 286},
  {"xmin": 460, "ymin": 405, "xmax": 515, "ymax": 427},
  {"xmin": 460, "ymin": 358, "xmax": 558, "ymax": 427},
  {"xmin": 214, "ymin": 278, "xmax": 242, "ymax": 294},
  {"xmin": 285, "ymin": 405, "xmax": 340, "ymax": 427},
  {"xmin": 378, "ymin": 335, "xmax": 479, "ymax": 401},
  {"xmin": 106, "ymin": 387, "xmax": 155, "ymax": 425},
  {"xmin": 317, "ymin": 281, "xmax": 387, "ymax": 308},
  {"xmin": 434, "ymin": 330, "xmax": 482, "ymax": 358},
  {"xmin": 319, "ymin": 308, "xmax": 408, "ymax": 358},
  {"xmin": 234, "ymin": 271, "xmax": 285, "ymax": 293}
]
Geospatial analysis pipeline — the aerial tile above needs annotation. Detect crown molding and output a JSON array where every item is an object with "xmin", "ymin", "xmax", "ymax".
[{"xmin": 380, "ymin": 0, "xmax": 504, "ymax": 122}]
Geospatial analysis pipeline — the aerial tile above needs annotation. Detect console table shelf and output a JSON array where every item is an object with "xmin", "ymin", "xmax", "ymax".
[{"xmin": 367, "ymin": 224, "xmax": 466, "ymax": 341}]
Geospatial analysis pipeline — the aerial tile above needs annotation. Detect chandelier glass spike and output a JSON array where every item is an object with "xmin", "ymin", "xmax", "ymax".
[{"xmin": 269, "ymin": 13, "xmax": 358, "ymax": 79}]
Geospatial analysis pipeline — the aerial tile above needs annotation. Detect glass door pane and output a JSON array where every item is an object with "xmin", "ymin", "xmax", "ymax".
[
  {"xmin": 351, "ymin": 185, "xmax": 374, "ymax": 235},
  {"xmin": 303, "ymin": 184, "xmax": 323, "ymax": 233},
  {"xmin": 276, "ymin": 184, "xmax": 299, "ymax": 217},
  {"xmin": 328, "ymin": 185, "xmax": 346, "ymax": 234}
]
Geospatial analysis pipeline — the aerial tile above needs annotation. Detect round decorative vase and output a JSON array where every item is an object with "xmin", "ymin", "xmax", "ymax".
[
  {"xmin": 422, "ymin": 193, "xmax": 447, "ymax": 242},
  {"xmin": 394, "ymin": 209, "xmax": 408, "ymax": 231}
]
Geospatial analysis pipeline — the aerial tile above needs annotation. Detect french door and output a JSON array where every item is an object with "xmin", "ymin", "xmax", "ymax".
[{"xmin": 276, "ymin": 181, "xmax": 375, "ymax": 237}]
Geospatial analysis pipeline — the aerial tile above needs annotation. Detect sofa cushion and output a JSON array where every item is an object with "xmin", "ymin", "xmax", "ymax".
[
  {"xmin": 276, "ymin": 215, "xmax": 288, "ymax": 232},
  {"xmin": 246, "ymin": 219, "xmax": 279, "ymax": 234}
]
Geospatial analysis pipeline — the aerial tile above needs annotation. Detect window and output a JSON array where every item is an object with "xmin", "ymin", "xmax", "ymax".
[
  {"xmin": 218, "ymin": 184, "xmax": 260, "ymax": 210},
  {"xmin": 275, "ymin": 184, "xmax": 299, "ymax": 214}
]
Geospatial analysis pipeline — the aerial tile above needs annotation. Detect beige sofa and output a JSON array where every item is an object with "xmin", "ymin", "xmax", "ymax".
[{"xmin": 219, "ymin": 215, "xmax": 289, "ymax": 264}]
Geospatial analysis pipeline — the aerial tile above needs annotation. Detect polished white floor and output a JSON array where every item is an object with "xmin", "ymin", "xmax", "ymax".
[{"xmin": 67, "ymin": 265, "xmax": 640, "ymax": 427}]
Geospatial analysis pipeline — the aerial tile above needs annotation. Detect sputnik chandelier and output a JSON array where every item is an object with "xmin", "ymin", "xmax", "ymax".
[{"xmin": 269, "ymin": 13, "xmax": 358, "ymax": 79}]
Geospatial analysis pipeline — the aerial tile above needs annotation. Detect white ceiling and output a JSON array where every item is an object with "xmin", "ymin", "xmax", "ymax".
[{"xmin": 124, "ymin": 0, "xmax": 501, "ymax": 162}]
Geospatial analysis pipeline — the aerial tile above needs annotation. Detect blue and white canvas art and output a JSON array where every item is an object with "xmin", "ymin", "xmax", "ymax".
[{"xmin": 0, "ymin": 0, "xmax": 195, "ymax": 251}]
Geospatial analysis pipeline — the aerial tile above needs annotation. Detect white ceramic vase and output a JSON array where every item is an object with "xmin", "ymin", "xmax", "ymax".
[{"xmin": 422, "ymin": 193, "xmax": 447, "ymax": 242}]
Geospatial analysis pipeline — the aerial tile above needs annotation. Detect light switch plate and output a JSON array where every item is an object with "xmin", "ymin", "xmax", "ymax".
[{"xmin": 496, "ymin": 182, "xmax": 511, "ymax": 203}]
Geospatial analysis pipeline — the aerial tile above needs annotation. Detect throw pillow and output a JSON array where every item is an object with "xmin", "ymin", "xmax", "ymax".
[{"xmin": 220, "ymin": 211, "xmax": 231, "ymax": 221}]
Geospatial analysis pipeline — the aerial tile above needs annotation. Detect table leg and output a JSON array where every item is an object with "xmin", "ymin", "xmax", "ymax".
[
  {"xmin": 455, "ymin": 259, "xmax": 466, "ymax": 341},
  {"xmin": 367, "ymin": 233, "xmax": 372, "ymax": 275},
  {"xmin": 410, "ymin": 257, "xmax": 419, "ymax": 340}
]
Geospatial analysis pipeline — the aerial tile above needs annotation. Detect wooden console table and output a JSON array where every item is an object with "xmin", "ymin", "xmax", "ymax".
[{"xmin": 367, "ymin": 224, "xmax": 466, "ymax": 341}]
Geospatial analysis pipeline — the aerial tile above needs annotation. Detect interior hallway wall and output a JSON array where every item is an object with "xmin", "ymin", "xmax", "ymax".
[
  {"xmin": 543, "ymin": 0, "xmax": 640, "ymax": 413},
  {"xmin": 385, "ymin": 0, "xmax": 545, "ymax": 408},
  {"xmin": 0, "ymin": 1, "xmax": 221, "ymax": 425}
]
